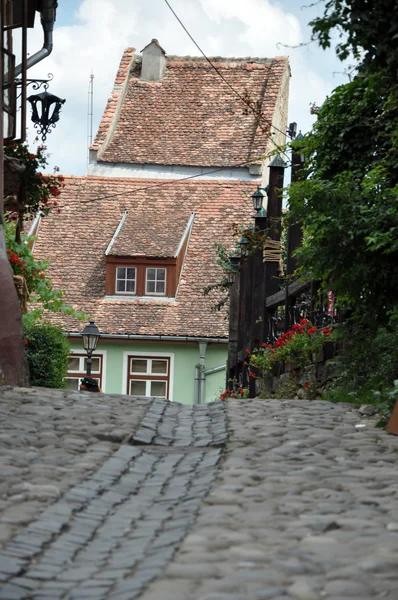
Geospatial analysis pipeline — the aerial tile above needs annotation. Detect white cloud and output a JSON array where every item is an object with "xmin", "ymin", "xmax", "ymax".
[{"xmin": 23, "ymin": 0, "xmax": 346, "ymax": 175}]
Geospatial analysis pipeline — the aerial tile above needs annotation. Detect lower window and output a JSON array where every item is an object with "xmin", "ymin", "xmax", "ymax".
[
  {"xmin": 127, "ymin": 355, "xmax": 170, "ymax": 399},
  {"xmin": 65, "ymin": 353, "xmax": 103, "ymax": 390}
]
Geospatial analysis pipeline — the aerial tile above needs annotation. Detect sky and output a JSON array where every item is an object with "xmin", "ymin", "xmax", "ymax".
[{"xmin": 22, "ymin": 0, "xmax": 349, "ymax": 175}]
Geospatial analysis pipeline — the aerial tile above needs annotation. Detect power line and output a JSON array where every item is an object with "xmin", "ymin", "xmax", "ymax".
[
  {"xmin": 85, "ymin": 152, "xmax": 278, "ymax": 204},
  {"xmin": 163, "ymin": 0, "xmax": 290, "ymax": 153}
]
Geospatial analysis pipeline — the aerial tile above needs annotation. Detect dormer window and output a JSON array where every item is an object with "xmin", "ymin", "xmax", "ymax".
[
  {"xmin": 104, "ymin": 211, "xmax": 195, "ymax": 300},
  {"xmin": 146, "ymin": 268, "xmax": 166, "ymax": 296},
  {"xmin": 116, "ymin": 267, "xmax": 136, "ymax": 294},
  {"xmin": 105, "ymin": 258, "xmax": 175, "ymax": 298}
]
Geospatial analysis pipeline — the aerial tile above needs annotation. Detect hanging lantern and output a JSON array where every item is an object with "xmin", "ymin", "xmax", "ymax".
[{"xmin": 27, "ymin": 91, "xmax": 66, "ymax": 142}]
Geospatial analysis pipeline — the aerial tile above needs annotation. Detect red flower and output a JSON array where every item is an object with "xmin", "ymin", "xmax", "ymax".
[
  {"xmin": 40, "ymin": 273, "xmax": 45, "ymax": 279},
  {"xmin": 322, "ymin": 327, "xmax": 332, "ymax": 337},
  {"xmin": 267, "ymin": 344, "xmax": 272, "ymax": 348},
  {"xmin": 58, "ymin": 175, "xmax": 65, "ymax": 183},
  {"xmin": 261, "ymin": 342, "xmax": 266, "ymax": 347},
  {"xmin": 249, "ymin": 371, "xmax": 256, "ymax": 378},
  {"xmin": 245, "ymin": 347, "xmax": 249, "ymax": 353},
  {"xmin": 303, "ymin": 381, "xmax": 309, "ymax": 389},
  {"xmin": 243, "ymin": 361, "xmax": 248, "ymax": 366},
  {"xmin": 300, "ymin": 318, "xmax": 310, "ymax": 325},
  {"xmin": 24, "ymin": 339, "xmax": 28, "ymax": 346},
  {"xmin": 57, "ymin": 208, "xmax": 61, "ymax": 214},
  {"xmin": 28, "ymin": 153, "xmax": 36, "ymax": 160},
  {"xmin": 307, "ymin": 326, "xmax": 317, "ymax": 335}
]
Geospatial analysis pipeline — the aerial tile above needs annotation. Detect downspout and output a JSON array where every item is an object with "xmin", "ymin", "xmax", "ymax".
[
  {"xmin": 15, "ymin": 0, "xmax": 57, "ymax": 77},
  {"xmin": 195, "ymin": 341, "xmax": 207, "ymax": 405}
]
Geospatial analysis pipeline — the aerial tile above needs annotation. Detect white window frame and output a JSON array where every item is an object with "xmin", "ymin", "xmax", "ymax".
[
  {"xmin": 67, "ymin": 350, "xmax": 107, "ymax": 392},
  {"xmin": 145, "ymin": 267, "xmax": 167, "ymax": 296},
  {"xmin": 122, "ymin": 351, "xmax": 174, "ymax": 400},
  {"xmin": 115, "ymin": 266, "xmax": 136, "ymax": 295}
]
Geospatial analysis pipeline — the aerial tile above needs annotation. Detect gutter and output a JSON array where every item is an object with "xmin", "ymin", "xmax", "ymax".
[
  {"xmin": 68, "ymin": 333, "xmax": 228, "ymax": 344},
  {"xmin": 15, "ymin": 0, "xmax": 57, "ymax": 77}
]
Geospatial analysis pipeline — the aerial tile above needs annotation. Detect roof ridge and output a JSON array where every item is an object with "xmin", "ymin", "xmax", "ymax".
[{"xmin": 90, "ymin": 47, "xmax": 136, "ymax": 153}]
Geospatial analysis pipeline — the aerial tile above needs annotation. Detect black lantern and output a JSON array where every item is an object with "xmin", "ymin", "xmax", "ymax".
[
  {"xmin": 228, "ymin": 252, "xmax": 241, "ymax": 283},
  {"xmin": 239, "ymin": 233, "xmax": 250, "ymax": 256},
  {"xmin": 82, "ymin": 320, "xmax": 100, "ymax": 376},
  {"xmin": 27, "ymin": 91, "xmax": 66, "ymax": 142},
  {"xmin": 251, "ymin": 187, "xmax": 263, "ymax": 212}
]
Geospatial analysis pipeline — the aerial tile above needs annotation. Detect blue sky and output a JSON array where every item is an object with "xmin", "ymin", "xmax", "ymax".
[{"xmin": 24, "ymin": 0, "xmax": 349, "ymax": 175}]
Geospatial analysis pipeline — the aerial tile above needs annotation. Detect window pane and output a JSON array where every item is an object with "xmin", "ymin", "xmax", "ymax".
[
  {"xmin": 84, "ymin": 357, "xmax": 100, "ymax": 373},
  {"xmin": 147, "ymin": 268, "xmax": 156, "ymax": 280},
  {"xmin": 156, "ymin": 281, "xmax": 165, "ymax": 294},
  {"xmin": 126, "ymin": 279, "xmax": 136, "ymax": 293},
  {"xmin": 157, "ymin": 269, "xmax": 166, "ymax": 281},
  {"xmin": 116, "ymin": 280, "xmax": 126, "ymax": 292},
  {"xmin": 131, "ymin": 359, "xmax": 147, "ymax": 373},
  {"xmin": 151, "ymin": 381, "xmax": 166, "ymax": 397},
  {"xmin": 127, "ymin": 268, "xmax": 136, "ymax": 280},
  {"xmin": 147, "ymin": 281, "xmax": 155, "ymax": 293},
  {"xmin": 68, "ymin": 357, "xmax": 80, "ymax": 371},
  {"xmin": 116, "ymin": 267, "xmax": 126, "ymax": 279},
  {"xmin": 151, "ymin": 360, "xmax": 168, "ymax": 374},
  {"xmin": 130, "ymin": 380, "xmax": 146, "ymax": 396},
  {"xmin": 65, "ymin": 378, "xmax": 79, "ymax": 390}
]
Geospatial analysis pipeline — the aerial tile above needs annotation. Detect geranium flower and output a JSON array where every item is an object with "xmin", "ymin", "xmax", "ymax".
[
  {"xmin": 303, "ymin": 381, "xmax": 309, "ymax": 389},
  {"xmin": 322, "ymin": 327, "xmax": 332, "ymax": 336},
  {"xmin": 307, "ymin": 326, "xmax": 317, "ymax": 335}
]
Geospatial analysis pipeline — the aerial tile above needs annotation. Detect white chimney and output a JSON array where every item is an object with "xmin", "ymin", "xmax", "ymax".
[{"xmin": 140, "ymin": 39, "xmax": 166, "ymax": 82}]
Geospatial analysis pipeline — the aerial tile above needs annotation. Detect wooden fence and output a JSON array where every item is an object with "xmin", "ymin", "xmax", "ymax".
[{"xmin": 227, "ymin": 142, "xmax": 336, "ymax": 395}]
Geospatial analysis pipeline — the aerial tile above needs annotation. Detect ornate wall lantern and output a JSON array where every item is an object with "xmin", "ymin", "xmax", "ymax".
[{"xmin": 27, "ymin": 90, "xmax": 65, "ymax": 141}]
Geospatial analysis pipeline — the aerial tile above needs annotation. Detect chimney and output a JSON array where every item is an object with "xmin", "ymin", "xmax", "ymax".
[{"xmin": 140, "ymin": 39, "xmax": 167, "ymax": 82}]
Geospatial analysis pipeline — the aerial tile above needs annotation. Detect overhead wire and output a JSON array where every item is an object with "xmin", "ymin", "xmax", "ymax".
[
  {"xmin": 81, "ymin": 2, "xmax": 293, "ymax": 205},
  {"xmin": 85, "ymin": 150, "xmax": 281, "ymax": 203},
  {"xmin": 163, "ymin": 0, "xmax": 291, "ymax": 153}
]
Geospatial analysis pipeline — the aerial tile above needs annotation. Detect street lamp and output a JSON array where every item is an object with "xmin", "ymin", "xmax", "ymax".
[
  {"xmin": 228, "ymin": 252, "xmax": 241, "ymax": 283},
  {"xmin": 27, "ymin": 91, "xmax": 66, "ymax": 142},
  {"xmin": 239, "ymin": 232, "xmax": 250, "ymax": 256},
  {"xmin": 82, "ymin": 319, "xmax": 100, "ymax": 376},
  {"xmin": 251, "ymin": 186, "xmax": 267, "ymax": 219}
]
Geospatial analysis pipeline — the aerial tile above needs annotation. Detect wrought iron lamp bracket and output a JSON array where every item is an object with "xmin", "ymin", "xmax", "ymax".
[{"xmin": 15, "ymin": 73, "xmax": 54, "ymax": 100}]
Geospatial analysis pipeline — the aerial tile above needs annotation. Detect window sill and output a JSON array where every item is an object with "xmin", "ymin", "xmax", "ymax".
[{"xmin": 104, "ymin": 295, "xmax": 176, "ymax": 302}]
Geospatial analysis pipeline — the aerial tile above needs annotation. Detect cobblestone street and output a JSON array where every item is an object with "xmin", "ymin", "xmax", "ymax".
[{"xmin": 1, "ymin": 388, "xmax": 398, "ymax": 599}]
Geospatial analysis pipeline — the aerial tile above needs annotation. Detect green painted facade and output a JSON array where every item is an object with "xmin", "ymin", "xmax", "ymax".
[{"xmin": 69, "ymin": 339, "xmax": 227, "ymax": 404}]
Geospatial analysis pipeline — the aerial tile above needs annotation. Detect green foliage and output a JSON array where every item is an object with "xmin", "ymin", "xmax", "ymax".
[
  {"xmin": 273, "ymin": 375, "xmax": 298, "ymax": 400},
  {"xmin": 5, "ymin": 222, "xmax": 88, "ymax": 321},
  {"xmin": 203, "ymin": 242, "xmax": 233, "ymax": 312},
  {"xmin": 288, "ymin": 9, "xmax": 398, "ymax": 328},
  {"xmin": 309, "ymin": 0, "xmax": 398, "ymax": 73},
  {"xmin": 4, "ymin": 141, "xmax": 64, "ymax": 224},
  {"xmin": 23, "ymin": 319, "xmax": 70, "ymax": 388},
  {"xmin": 249, "ymin": 320, "xmax": 333, "ymax": 380},
  {"xmin": 322, "ymin": 323, "xmax": 398, "ymax": 421}
]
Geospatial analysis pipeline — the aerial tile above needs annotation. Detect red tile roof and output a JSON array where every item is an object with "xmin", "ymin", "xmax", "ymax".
[
  {"xmin": 92, "ymin": 51, "xmax": 289, "ymax": 168},
  {"xmin": 34, "ymin": 176, "xmax": 255, "ymax": 338},
  {"xmin": 108, "ymin": 207, "xmax": 191, "ymax": 258}
]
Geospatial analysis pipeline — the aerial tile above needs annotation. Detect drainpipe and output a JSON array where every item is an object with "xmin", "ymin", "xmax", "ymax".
[
  {"xmin": 15, "ymin": 0, "xmax": 57, "ymax": 77},
  {"xmin": 194, "ymin": 365, "xmax": 200, "ymax": 405},
  {"xmin": 198, "ymin": 341, "xmax": 207, "ymax": 404}
]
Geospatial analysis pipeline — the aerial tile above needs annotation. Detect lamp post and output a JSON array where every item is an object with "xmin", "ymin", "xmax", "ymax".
[
  {"xmin": 228, "ymin": 252, "xmax": 241, "ymax": 283},
  {"xmin": 27, "ymin": 91, "xmax": 66, "ymax": 142},
  {"xmin": 82, "ymin": 320, "xmax": 100, "ymax": 376},
  {"xmin": 251, "ymin": 186, "xmax": 267, "ymax": 219}
]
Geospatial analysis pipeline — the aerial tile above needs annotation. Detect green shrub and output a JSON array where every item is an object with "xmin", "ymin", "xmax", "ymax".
[{"xmin": 24, "ymin": 321, "xmax": 69, "ymax": 388}]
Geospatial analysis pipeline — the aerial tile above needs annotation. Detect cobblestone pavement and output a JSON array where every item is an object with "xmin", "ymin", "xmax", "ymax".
[
  {"xmin": 131, "ymin": 399, "xmax": 227, "ymax": 447},
  {"xmin": 1, "ymin": 389, "xmax": 398, "ymax": 599},
  {"xmin": 140, "ymin": 400, "xmax": 398, "ymax": 600}
]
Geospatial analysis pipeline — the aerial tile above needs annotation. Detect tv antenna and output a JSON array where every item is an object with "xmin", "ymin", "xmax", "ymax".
[{"xmin": 87, "ymin": 71, "xmax": 94, "ymax": 168}]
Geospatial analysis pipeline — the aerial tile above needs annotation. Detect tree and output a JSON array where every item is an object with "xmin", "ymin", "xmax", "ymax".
[{"xmin": 288, "ymin": 1, "xmax": 398, "ymax": 328}]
